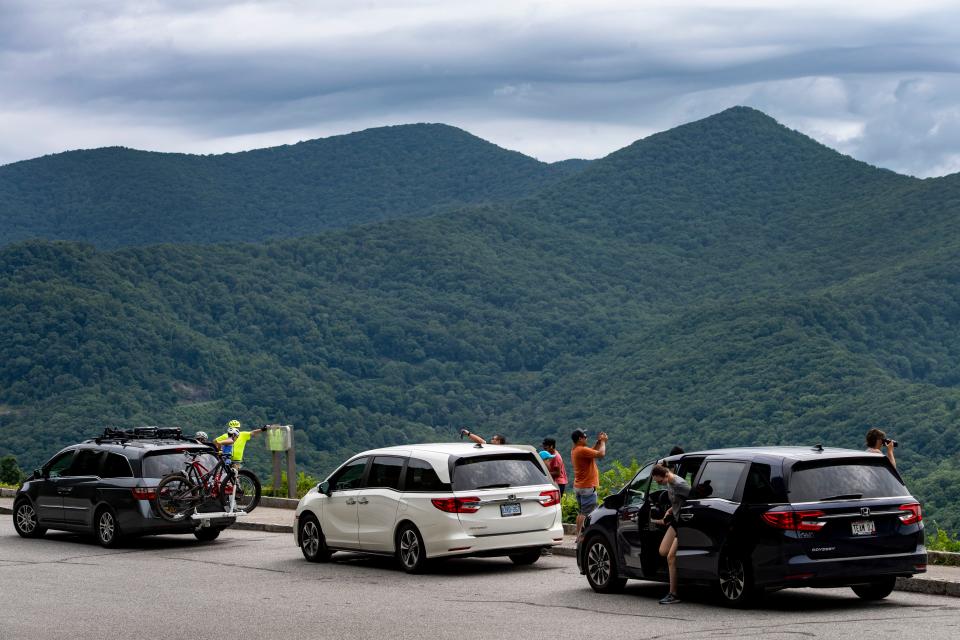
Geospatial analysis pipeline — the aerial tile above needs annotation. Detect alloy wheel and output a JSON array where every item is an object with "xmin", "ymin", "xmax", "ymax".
[
  {"xmin": 399, "ymin": 529, "xmax": 420, "ymax": 568},
  {"xmin": 719, "ymin": 555, "xmax": 746, "ymax": 601},
  {"xmin": 99, "ymin": 511, "xmax": 115, "ymax": 544},
  {"xmin": 587, "ymin": 541, "xmax": 611, "ymax": 587},
  {"xmin": 302, "ymin": 521, "xmax": 320, "ymax": 558},
  {"xmin": 16, "ymin": 504, "xmax": 37, "ymax": 534}
]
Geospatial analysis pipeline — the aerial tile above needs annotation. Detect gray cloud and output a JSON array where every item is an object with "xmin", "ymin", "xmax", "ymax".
[{"xmin": 2, "ymin": 1, "xmax": 960, "ymax": 176}]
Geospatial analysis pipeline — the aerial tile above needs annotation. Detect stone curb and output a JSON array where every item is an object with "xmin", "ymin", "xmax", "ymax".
[{"xmin": 896, "ymin": 575, "xmax": 960, "ymax": 597}]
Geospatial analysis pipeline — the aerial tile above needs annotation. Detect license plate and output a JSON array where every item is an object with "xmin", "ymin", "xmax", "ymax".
[
  {"xmin": 500, "ymin": 503, "xmax": 521, "ymax": 517},
  {"xmin": 851, "ymin": 520, "xmax": 876, "ymax": 536}
]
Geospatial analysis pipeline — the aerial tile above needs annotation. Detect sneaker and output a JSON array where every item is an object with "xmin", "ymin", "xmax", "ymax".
[{"xmin": 659, "ymin": 593, "xmax": 681, "ymax": 605}]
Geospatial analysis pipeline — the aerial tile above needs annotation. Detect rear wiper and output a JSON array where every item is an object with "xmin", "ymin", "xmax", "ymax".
[
  {"xmin": 819, "ymin": 493, "xmax": 862, "ymax": 501},
  {"xmin": 475, "ymin": 483, "xmax": 511, "ymax": 489}
]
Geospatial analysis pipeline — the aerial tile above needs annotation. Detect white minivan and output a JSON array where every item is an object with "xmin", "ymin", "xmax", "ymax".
[{"xmin": 294, "ymin": 443, "xmax": 564, "ymax": 572}]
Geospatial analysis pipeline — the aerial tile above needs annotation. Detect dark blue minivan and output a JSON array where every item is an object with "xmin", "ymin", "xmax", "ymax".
[{"xmin": 577, "ymin": 446, "xmax": 926, "ymax": 606}]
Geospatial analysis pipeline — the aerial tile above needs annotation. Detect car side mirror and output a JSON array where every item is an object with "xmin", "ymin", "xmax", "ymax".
[
  {"xmin": 603, "ymin": 492, "xmax": 625, "ymax": 510},
  {"xmin": 32, "ymin": 469, "xmax": 42, "ymax": 480},
  {"xmin": 318, "ymin": 480, "xmax": 331, "ymax": 496}
]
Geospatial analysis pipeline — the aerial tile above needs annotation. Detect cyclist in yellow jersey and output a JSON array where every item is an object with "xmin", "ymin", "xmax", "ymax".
[{"xmin": 214, "ymin": 420, "xmax": 272, "ymax": 512}]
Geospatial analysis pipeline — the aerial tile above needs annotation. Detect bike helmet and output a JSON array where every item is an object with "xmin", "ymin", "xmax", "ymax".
[
  {"xmin": 195, "ymin": 431, "xmax": 209, "ymax": 440},
  {"xmin": 227, "ymin": 427, "xmax": 240, "ymax": 437},
  {"xmin": 227, "ymin": 419, "xmax": 241, "ymax": 429}
]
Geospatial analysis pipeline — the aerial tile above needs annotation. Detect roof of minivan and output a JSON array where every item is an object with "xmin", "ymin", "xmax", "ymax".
[
  {"xmin": 351, "ymin": 443, "xmax": 537, "ymax": 458},
  {"xmin": 668, "ymin": 446, "xmax": 884, "ymax": 464}
]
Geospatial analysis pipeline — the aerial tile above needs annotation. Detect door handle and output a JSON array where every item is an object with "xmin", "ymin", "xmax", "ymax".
[
  {"xmin": 58, "ymin": 488, "xmax": 73, "ymax": 495},
  {"xmin": 679, "ymin": 513, "xmax": 694, "ymax": 521},
  {"xmin": 345, "ymin": 498, "xmax": 356, "ymax": 505},
  {"xmin": 357, "ymin": 497, "xmax": 369, "ymax": 505}
]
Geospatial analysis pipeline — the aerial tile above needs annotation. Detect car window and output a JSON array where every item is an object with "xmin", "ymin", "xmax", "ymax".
[
  {"xmin": 141, "ymin": 449, "xmax": 215, "ymax": 479},
  {"xmin": 693, "ymin": 461, "xmax": 746, "ymax": 501},
  {"xmin": 626, "ymin": 463, "xmax": 653, "ymax": 507},
  {"xmin": 788, "ymin": 460, "xmax": 909, "ymax": 502},
  {"xmin": 66, "ymin": 449, "xmax": 104, "ymax": 477},
  {"xmin": 404, "ymin": 458, "xmax": 449, "ymax": 492},
  {"xmin": 451, "ymin": 453, "xmax": 548, "ymax": 491},
  {"xmin": 330, "ymin": 458, "xmax": 367, "ymax": 491},
  {"xmin": 367, "ymin": 456, "xmax": 404, "ymax": 491},
  {"xmin": 101, "ymin": 452, "xmax": 134, "ymax": 478},
  {"xmin": 46, "ymin": 450, "xmax": 75, "ymax": 478},
  {"xmin": 675, "ymin": 457, "xmax": 704, "ymax": 487},
  {"xmin": 742, "ymin": 463, "xmax": 786, "ymax": 504}
]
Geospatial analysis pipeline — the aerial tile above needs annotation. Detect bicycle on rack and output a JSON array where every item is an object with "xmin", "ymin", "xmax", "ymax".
[{"xmin": 155, "ymin": 450, "xmax": 262, "ymax": 522}]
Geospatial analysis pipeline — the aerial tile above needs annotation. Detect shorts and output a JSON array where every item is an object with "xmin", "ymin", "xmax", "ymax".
[{"xmin": 574, "ymin": 487, "xmax": 598, "ymax": 516}]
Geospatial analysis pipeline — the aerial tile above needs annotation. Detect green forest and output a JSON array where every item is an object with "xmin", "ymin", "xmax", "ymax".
[
  {"xmin": 1, "ymin": 106, "xmax": 960, "ymax": 532},
  {"xmin": 0, "ymin": 123, "xmax": 587, "ymax": 248}
]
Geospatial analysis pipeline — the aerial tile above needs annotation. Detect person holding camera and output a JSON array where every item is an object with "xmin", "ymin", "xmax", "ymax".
[
  {"xmin": 571, "ymin": 429, "xmax": 607, "ymax": 542},
  {"xmin": 865, "ymin": 428, "xmax": 897, "ymax": 469}
]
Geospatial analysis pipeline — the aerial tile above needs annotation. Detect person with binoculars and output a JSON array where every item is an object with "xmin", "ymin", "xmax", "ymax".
[{"xmin": 865, "ymin": 428, "xmax": 897, "ymax": 469}]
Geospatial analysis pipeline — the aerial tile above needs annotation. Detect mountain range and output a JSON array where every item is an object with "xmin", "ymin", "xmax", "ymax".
[{"xmin": 2, "ymin": 107, "xmax": 959, "ymax": 531}]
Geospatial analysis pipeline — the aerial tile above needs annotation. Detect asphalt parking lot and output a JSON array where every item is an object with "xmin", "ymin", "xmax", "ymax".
[{"xmin": 1, "ymin": 521, "xmax": 959, "ymax": 640}]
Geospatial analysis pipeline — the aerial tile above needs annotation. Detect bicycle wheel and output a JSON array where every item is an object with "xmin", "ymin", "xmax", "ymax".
[
  {"xmin": 221, "ymin": 469, "xmax": 262, "ymax": 513},
  {"xmin": 156, "ymin": 473, "xmax": 201, "ymax": 522}
]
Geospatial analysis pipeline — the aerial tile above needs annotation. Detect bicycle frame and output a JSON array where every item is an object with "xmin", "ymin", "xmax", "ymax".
[{"xmin": 183, "ymin": 452, "xmax": 235, "ymax": 499}]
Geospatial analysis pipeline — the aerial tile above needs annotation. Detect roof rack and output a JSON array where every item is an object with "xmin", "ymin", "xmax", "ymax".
[{"xmin": 95, "ymin": 426, "xmax": 187, "ymax": 444}]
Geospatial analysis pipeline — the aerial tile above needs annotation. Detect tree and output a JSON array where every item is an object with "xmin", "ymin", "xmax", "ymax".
[{"xmin": 0, "ymin": 455, "xmax": 24, "ymax": 485}]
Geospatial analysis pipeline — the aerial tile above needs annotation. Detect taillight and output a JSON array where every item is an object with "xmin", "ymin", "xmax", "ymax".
[
  {"xmin": 762, "ymin": 508, "xmax": 825, "ymax": 532},
  {"xmin": 899, "ymin": 503, "xmax": 922, "ymax": 525},
  {"xmin": 431, "ymin": 497, "xmax": 480, "ymax": 513},
  {"xmin": 538, "ymin": 490, "xmax": 561, "ymax": 507},
  {"xmin": 132, "ymin": 487, "xmax": 156, "ymax": 500}
]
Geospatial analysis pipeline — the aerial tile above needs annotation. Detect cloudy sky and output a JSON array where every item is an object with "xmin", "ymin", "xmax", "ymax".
[{"xmin": 2, "ymin": 0, "xmax": 960, "ymax": 176}]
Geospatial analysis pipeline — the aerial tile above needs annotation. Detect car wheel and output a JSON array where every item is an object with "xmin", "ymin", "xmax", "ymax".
[
  {"xmin": 95, "ymin": 507, "xmax": 123, "ymax": 548},
  {"xmin": 584, "ymin": 536, "xmax": 626, "ymax": 593},
  {"xmin": 851, "ymin": 576, "xmax": 897, "ymax": 601},
  {"xmin": 396, "ymin": 524, "xmax": 429, "ymax": 574},
  {"xmin": 299, "ymin": 514, "xmax": 332, "ymax": 563},
  {"xmin": 509, "ymin": 549, "xmax": 542, "ymax": 565},
  {"xmin": 717, "ymin": 552, "xmax": 757, "ymax": 607},
  {"xmin": 13, "ymin": 500, "xmax": 47, "ymax": 539},
  {"xmin": 194, "ymin": 527, "xmax": 223, "ymax": 542}
]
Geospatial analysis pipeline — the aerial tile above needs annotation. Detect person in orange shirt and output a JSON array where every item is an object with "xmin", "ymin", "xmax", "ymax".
[{"xmin": 570, "ymin": 428, "xmax": 607, "ymax": 541}]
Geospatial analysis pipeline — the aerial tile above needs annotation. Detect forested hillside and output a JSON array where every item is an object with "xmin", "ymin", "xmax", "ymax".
[
  {"xmin": 0, "ymin": 124, "xmax": 586, "ymax": 248},
  {"xmin": 2, "ymin": 107, "xmax": 960, "ymax": 530}
]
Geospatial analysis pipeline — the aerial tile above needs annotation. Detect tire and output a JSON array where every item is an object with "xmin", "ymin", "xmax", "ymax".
[
  {"xmin": 194, "ymin": 527, "xmax": 223, "ymax": 542},
  {"xmin": 156, "ymin": 473, "xmax": 199, "ymax": 522},
  {"xmin": 396, "ymin": 524, "xmax": 429, "ymax": 574},
  {"xmin": 716, "ymin": 552, "xmax": 757, "ymax": 607},
  {"xmin": 509, "ymin": 549, "xmax": 542, "ymax": 566},
  {"xmin": 584, "ymin": 536, "xmax": 626, "ymax": 593},
  {"xmin": 222, "ymin": 469, "xmax": 261, "ymax": 513},
  {"xmin": 851, "ymin": 576, "xmax": 897, "ymax": 601},
  {"xmin": 13, "ymin": 500, "xmax": 46, "ymax": 539},
  {"xmin": 299, "ymin": 513, "xmax": 332, "ymax": 563},
  {"xmin": 95, "ymin": 507, "xmax": 123, "ymax": 548}
]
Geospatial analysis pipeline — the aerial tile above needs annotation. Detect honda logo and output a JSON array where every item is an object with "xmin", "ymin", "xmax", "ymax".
[{"xmin": 860, "ymin": 507, "xmax": 870, "ymax": 517}]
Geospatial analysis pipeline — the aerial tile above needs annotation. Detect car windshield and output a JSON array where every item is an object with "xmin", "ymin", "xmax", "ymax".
[
  {"xmin": 142, "ymin": 450, "xmax": 217, "ymax": 479},
  {"xmin": 451, "ymin": 453, "xmax": 548, "ymax": 491},
  {"xmin": 788, "ymin": 460, "xmax": 909, "ymax": 502}
]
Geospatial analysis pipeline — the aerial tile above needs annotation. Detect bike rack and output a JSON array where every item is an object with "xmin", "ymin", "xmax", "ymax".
[{"xmin": 190, "ymin": 510, "xmax": 249, "ymax": 521}]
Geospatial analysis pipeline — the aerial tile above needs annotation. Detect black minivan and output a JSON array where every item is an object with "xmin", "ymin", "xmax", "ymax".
[
  {"xmin": 577, "ymin": 446, "xmax": 926, "ymax": 606},
  {"xmin": 12, "ymin": 427, "xmax": 236, "ymax": 547}
]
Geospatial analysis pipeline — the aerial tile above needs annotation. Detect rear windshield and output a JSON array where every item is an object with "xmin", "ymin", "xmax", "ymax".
[
  {"xmin": 788, "ymin": 460, "xmax": 909, "ymax": 502},
  {"xmin": 142, "ymin": 450, "xmax": 217, "ymax": 479},
  {"xmin": 452, "ymin": 453, "xmax": 548, "ymax": 491}
]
